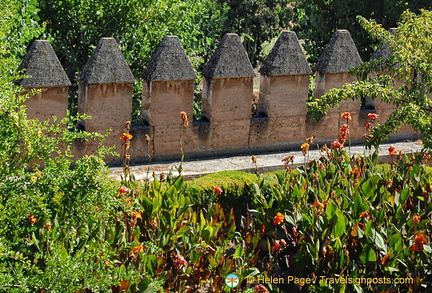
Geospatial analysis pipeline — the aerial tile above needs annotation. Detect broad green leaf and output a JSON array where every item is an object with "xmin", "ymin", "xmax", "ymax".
[
  {"xmin": 361, "ymin": 179, "xmax": 374, "ymax": 198},
  {"xmin": 242, "ymin": 267, "xmax": 260, "ymax": 279},
  {"xmin": 332, "ymin": 210, "xmax": 347, "ymax": 238},
  {"xmin": 371, "ymin": 229, "xmax": 387, "ymax": 254},
  {"xmin": 233, "ymin": 245, "xmax": 244, "ymax": 258},
  {"xmin": 400, "ymin": 187, "xmax": 410, "ymax": 203},
  {"xmin": 202, "ymin": 226, "xmax": 213, "ymax": 243}
]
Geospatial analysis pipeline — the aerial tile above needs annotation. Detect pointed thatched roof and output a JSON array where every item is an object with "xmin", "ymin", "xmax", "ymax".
[
  {"xmin": 259, "ymin": 31, "xmax": 312, "ymax": 76},
  {"xmin": 17, "ymin": 40, "xmax": 71, "ymax": 88},
  {"xmin": 203, "ymin": 33, "xmax": 255, "ymax": 79},
  {"xmin": 142, "ymin": 35, "xmax": 196, "ymax": 81},
  {"xmin": 314, "ymin": 30, "xmax": 362, "ymax": 73},
  {"xmin": 80, "ymin": 37, "xmax": 135, "ymax": 85},
  {"xmin": 370, "ymin": 28, "xmax": 397, "ymax": 60}
]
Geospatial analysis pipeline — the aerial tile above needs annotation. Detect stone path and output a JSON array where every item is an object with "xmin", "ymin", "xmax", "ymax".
[{"xmin": 108, "ymin": 141, "xmax": 423, "ymax": 181}]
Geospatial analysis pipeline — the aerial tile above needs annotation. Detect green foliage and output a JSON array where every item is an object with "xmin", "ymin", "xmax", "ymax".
[
  {"xmin": 248, "ymin": 150, "xmax": 432, "ymax": 292},
  {"xmin": 185, "ymin": 170, "xmax": 259, "ymax": 207},
  {"xmin": 37, "ymin": 0, "xmax": 229, "ymax": 119},
  {"xmin": 220, "ymin": 0, "xmax": 296, "ymax": 66},
  {"xmin": 294, "ymin": 0, "xmax": 432, "ymax": 63},
  {"xmin": 0, "ymin": 2, "xmax": 122, "ymax": 291},
  {"xmin": 307, "ymin": 9, "xmax": 432, "ymax": 149},
  {"xmin": 107, "ymin": 175, "xmax": 258, "ymax": 292},
  {"xmin": 4, "ymin": 1, "xmax": 432, "ymax": 292}
]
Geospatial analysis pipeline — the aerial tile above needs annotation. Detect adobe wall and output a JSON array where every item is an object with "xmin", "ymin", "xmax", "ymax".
[
  {"xmin": 17, "ymin": 40, "xmax": 70, "ymax": 122},
  {"xmin": 24, "ymin": 87, "xmax": 68, "ymax": 121},
  {"xmin": 19, "ymin": 30, "xmax": 418, "ymax": 165}
]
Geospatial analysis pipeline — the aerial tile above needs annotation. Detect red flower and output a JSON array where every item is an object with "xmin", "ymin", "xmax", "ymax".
[
  {"xmin": 120, "ymin": 132, "xmax": 133, "ymax": 140},
  {"xmin": 212, "ymin": 186, "xmax": 223, "ymax": 195},
  {"xmin": 255, "ymin": 284, "xmax": 270, "ymax": 293},
  {"xmin": 133, "ymin": 245, "xmax": 144, "ymax": 253},
  {"xmin": 388, "ymin": 145, "xmax": 399, "ymax": 157},
  {"xmin": 173, "ymin": 254, "xmax": 188, "ymax": 268},
  {"xmin": 367, "ymin": 113, "xmax": 379, "ymax": 121},
  {"xmin": 412, "ymin": 215, "xmax": 421, "ymax": 224},
  {"xmin": 330, "ymin": 139, "xmax": 343, "ymax": 149},
  {"xmin": 118, "ymin": 185, "xmax": 129, "ymax": 194},
  {"xmin": 314, "ymin": 200, "xmax": 325, "ymax": 209},
  {"xmin": 381, "ymin": 253, "xmax": 391, "ymax": 266},
  {"xmin": 271, "ymin": 239, "xmax": 287, "ymax": 253},
  {"xmin": 341, "ymin": 112, "xmax": 352, "ymax": 120},
  {"xmin": 363, "ymin": 121, "xmax": 372, "ymax": 131},
  {"xmin": 410, "ymin": 231, "xmax": 428, "ymax": 253},
  {"xmin": 360, "ymin": 210, "xmax": 371, "ymax": 220},
  {"xmin": 273, "ymin": 212, "xmax": 285, "ymax": 225}
]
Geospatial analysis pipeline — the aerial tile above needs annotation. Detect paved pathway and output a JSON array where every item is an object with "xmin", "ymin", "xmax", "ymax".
[{"xmin": 108, "ymin": 141, "xmax": 424, "ymax": 181}]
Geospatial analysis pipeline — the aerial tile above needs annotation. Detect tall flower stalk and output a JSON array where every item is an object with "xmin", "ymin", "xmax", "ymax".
[
  {"xmin": 120, "ymin": 121, "xmax": 133, "ymax": 183},
  {"xmin": 178, "ymin": 111, "xmax": 189, "ymax": 174}
]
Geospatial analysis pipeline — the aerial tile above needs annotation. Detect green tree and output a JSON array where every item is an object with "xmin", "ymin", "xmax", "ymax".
[
  {"xmin": 308, "ymin": 9, "xmax": 432, "ymax": 149},
  {"xmin": 1, "ymin": 1, "xmax": 121, "ymax": 290},
  {"xmin": 36, "ymin": 0, "xmax": 228, "ymax": 119},
  {"xmin": 1, "ymin": 0, "xmax": 43, "ymax": 73},
  {"xmin": 220, "ymin": 0, "xmax": 296, "ymax": 66},
  {"xmin": 294, "ymin": 0, "xmax": 432, "ymax": 63}
]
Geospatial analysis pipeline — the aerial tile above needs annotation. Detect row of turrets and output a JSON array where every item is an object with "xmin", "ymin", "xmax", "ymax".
[{"xmin": 17, "ymin": 30, "xmax": 414, "ymax": 164}]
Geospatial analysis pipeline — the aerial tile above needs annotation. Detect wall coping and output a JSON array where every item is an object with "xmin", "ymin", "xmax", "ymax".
[
  {"xmin": 142, "ymin": 35, "xmax": 196, "ymax": 81},
  {"xmin": 79, "ymin": 37, "xmax": 135, "ymax": 85},
  {"xmin": 17, "ymin": 40, "xmax": 71, "ymax": 88},
  {"xmin": 203, "ymin": 33, "xmax": 255, "ymax": 79},
  {"xmin": 314, "ymin": 29, "xmax": 362, "ymax": 73},
  {"xmin": 259, "ymin": 31, "xmax": 312, "ymax": 76}
]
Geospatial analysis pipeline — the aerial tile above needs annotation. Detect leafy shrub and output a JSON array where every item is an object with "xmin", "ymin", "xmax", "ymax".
[
  {"xmin": 247, "ymin": 149, "xmax": 431, "ymax": 292},
  {"xmin": 185, "ymin": 171, "xmax": 258, "ymax": 208}
]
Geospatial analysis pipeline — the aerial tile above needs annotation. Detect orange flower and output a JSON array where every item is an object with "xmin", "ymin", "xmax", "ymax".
[
  {"xmin": 341, "ymin": 112, "xmax": 352, "ymax": 120},
  {"xmin": 133, "ymin": 244, "xmax": 144, "ymax": 253},
  {"xmin": 282, "ymin": 155, "xmax": 294, "ymax": 163},
  {"xmin": 120, "ymin": 133, "xmax": 133, "ymax": 140},
  {"xmin": 412, "ymin": 215, "xmax": 421, "ymax": 224},
  {"xmin": 180, "ymin": 111, "xmax": 189, "ymax": 127},
  {"xmin": 363, "ymin": 121, "xmax": 372, "ymax": 131},
  {"xmin": 360, "ymin": 211, "xmax": 371, "ymax": 220},
  {"xmin": 131, "ymin": 211, "xmax": 142, "ymax": 219},
  {"xmin": 330, "ymin": 139, "xmax": 343, "ymax": 149},
  {"xmin": 118, "ymin": 185, "xmax": 129, "ymax": 194},
  {"xmin": 212, "ymin": 186, "xmax": 223, "ymax": 195},
  {"xmin": 410, "ymin": 231, "xmax": 428, "ymax": 253},
  {"xmin": 314, "ymin": 200, "xmax": 325, "ymax": 209},
  {"xmin": 28, "ymin": 214, "xmax": 37, "ymax": 225},
  {"xmin": 339, "ymin": 124, "xmax": 349, "ymax": 136},
  {"xmin": 367, "ymin": 113, "xmax": 379, "ymax": 121},
  {"xmin": 301, "ymin": 142, "xmax": 310, "ymax": 155},
  {"xmin": 273, "ymin": 212, "xmax": 285, "ymax": 225},
  {"xmin": 388, "ymin": 145, "xmax": 399, "ymax": 157}
]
